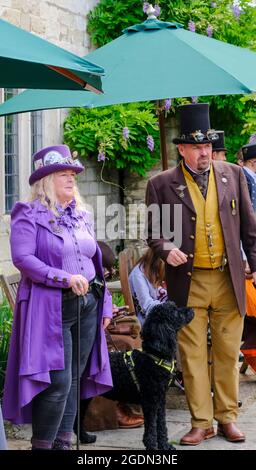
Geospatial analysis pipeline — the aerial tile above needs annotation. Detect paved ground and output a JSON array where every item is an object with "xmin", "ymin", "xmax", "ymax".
[{"xmin": 6, "ymin": 367, "xmax": 256, "ymax": 451}]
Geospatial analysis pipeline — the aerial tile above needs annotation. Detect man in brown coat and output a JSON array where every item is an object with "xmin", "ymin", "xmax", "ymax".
[{"xmin": 146, "ymin": 103, "xmax": 256, "ymax": 445}]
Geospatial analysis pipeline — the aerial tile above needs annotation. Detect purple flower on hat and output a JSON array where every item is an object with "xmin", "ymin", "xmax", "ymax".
[
  {"xmin": 97, "ymin": 150, "xmax": 105, "ymax": 162},
  {"xmin": 188, "ymin": 20, "xmax": 196, "ymax": 32},
  {"xmin": 147, "ymin": 135, "xmax": 155, "ymax": 152},
  {"xmin": 122, "ymin": 127, "xmax": 130, "ymax": 140},
  {"xmin": 191, "ymin": 96, "xmax": 198, "ymax": 103},
  {"xmin": 164, "ymin": 99, "xmax": 172, "ymax": 111},
  {"xmin": 206, "ymin": 25, "xmax": 213, "ymax": 37}
]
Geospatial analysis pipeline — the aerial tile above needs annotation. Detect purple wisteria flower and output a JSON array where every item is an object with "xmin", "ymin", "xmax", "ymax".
[
  {"xmin": 191, "ymin": 96, "xmax": 198, "ymax": 103},
  {"xmin": 147, "ymin": 135, "xmax": 155, "ymax": 152},
  {"xmin": 188, "ymin": 20, "xmax": 196, "ymax": 32},
  {"xmin": 164, "ymin": 99, "xmax": 172, "ymax": 111},
  {"xmin": 122, "ymin": 127, "xmax": 130, "ymax": 140},
  {"xmin": 97, "ymin": 150, "xmax": 105, "ymax": 162},
  {"xmin": 232, "ymin": 3, "xmax": 242, "ymax": 18},
  {"xmin": 143, "ymin": 2, "xmax": 150, "ymax": 13},
  {"xmin": 206, "ymin": 25, "xmax": 213, "ymax": 38},
  {"xmin": 249, "ymin": 134, "xmax": 256, "ymax": 144}
]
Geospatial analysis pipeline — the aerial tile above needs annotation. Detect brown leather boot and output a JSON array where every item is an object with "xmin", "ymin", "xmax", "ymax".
[
  {"xmin": 217, "ymin": 423, "xmax": 245, "ymax": 442},
  {"xmin": 116, "ymin": 404, "xmax": 144, "ymax": 429},
  {"xmin": 180, "ymin": 427, "xmax": 216, "ymax": 446}
]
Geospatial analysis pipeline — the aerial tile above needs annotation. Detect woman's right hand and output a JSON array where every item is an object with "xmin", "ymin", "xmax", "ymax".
[{"xmin": 69, "ymin": 274, "xmax": 89, "ymax": 296}]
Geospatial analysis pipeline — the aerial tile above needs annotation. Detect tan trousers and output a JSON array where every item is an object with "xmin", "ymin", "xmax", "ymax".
[{"xmin": 178, "ymin": 267, "xmax": 244, "ymax": 428}]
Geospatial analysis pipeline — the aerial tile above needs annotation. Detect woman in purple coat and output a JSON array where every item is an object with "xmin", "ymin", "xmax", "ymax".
[{"xmin": 2, "ymin": 145, "xmax": 113, "ymax": 450}]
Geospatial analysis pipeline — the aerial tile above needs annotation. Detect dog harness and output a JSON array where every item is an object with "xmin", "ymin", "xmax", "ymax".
[{"xmin": 123, "ymin": 350, "xmax": 175, "ymax": 393}]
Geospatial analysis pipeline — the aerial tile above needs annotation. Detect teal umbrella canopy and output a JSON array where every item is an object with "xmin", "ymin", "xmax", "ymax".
[
  {"xmin": 0, "ymin": 17, "xmax": 104, "ymax": 92},
  {"xmin": 1, "ymin": 16, "xmax": 256, "ymax": 116}
]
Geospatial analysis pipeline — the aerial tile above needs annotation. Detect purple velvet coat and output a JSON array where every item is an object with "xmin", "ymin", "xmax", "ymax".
[{"xmin": 3, "ymin": 199, "xmax": 113, "ymax": 424}]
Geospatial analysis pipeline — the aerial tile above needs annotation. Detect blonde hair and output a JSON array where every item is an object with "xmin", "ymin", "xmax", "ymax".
[{"xmin": 28, "ymin": 173, "xmax": 86, "ymax": 215}]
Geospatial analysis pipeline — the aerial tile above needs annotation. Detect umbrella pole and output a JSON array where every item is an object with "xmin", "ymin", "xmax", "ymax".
[{"xmin": 157, "ymin": 101, "xmax": 168, "ymax": 171}]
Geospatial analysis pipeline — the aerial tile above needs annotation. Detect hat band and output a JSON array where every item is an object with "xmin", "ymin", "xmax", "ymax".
[
  {"xmin": 180, "ymin": 129, "xmax": 219, "ymax": 143},
  {"xmin": 34, "ymin": 150, "xmax": 83, "ymax": 170}
]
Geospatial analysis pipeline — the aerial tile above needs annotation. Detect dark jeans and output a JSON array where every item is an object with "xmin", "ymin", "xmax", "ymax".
[{"xmin": 32, "ymin": 291, "xmax": 98, "ymax": 442}]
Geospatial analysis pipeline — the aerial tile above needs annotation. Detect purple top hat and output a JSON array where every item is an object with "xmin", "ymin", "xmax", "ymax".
[{"xmin": 29, "ymin": 145, "xmax": 84, "ymax": 185}]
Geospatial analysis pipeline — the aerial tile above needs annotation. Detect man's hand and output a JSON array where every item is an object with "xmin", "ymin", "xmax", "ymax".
[
  {"xmin": 245, "ymin": 262, "xmax": 253, "ymax": 280},
  {"xmin": 69, "ymin": 274, "xmax": 89, "ymax": 296},
  {"xmin": 166, "ymin": 248, "xmax": 188, "ymax": 267}
]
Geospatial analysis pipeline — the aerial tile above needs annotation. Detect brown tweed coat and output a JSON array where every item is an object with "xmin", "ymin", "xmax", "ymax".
[{"xmin": 146, "ymin": 161, "xmax": 256, "ymax": 315}]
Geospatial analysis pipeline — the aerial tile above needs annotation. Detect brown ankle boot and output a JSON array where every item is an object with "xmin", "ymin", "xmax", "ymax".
[{"xmin": 116, "ymin": 404, "xmax": 144, "ymax": 429}]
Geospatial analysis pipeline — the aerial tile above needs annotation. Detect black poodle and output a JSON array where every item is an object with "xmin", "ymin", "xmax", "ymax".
[{"xmin": 79, "ymin": 301, "xmax": 194, "ymax": 450}]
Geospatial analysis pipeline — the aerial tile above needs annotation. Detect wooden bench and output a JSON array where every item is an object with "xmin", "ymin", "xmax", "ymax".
[
  {"xmin": 118, "ymin": 245, "xmax": 146, "ymax": 313},
  {"xmin": 0, "ymin": 272, "xmax": 21, "ymax": 311}
]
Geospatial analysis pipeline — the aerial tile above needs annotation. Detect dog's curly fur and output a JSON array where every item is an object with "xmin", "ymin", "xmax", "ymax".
[{"xmin": 99, "ymin": 301, "xmax": 194, "ymax": 450}]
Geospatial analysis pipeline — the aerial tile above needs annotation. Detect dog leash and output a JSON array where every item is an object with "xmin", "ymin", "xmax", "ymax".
[{"xmin": 123, "ymin": 351, "xmax": 141, "ymax": 392}]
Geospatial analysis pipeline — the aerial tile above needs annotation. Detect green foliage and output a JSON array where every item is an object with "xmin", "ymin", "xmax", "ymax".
[
  {"xmin": 87, "ymin": 0, "xmax": 256, "ymax": 162},
  {"xmin": 111, "ymin": 292, "xmax": 125, "ymax": 306},
  {"xmin": 0, "ymin": 298, "xmax": 13, "ymax": 397},
  {"xmin": 64, "ymin": 102, "xmax": 160, "ymax": 176},
  {"xmin": 240, "ymin": 94, "xmax": 256, "ymax": 137},
  {"xmin": 87, "ymin": 0, "xmax": 145, "ymax": 47}
]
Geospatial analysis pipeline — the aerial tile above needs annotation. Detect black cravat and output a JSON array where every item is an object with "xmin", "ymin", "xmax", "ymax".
[
  {"xmin": 192, "ymin": 171, "xmax": 210, "ymax": 199},
  {"xmin": 184, "ymin": 163, "xmax": 210, "ymax": 199}
]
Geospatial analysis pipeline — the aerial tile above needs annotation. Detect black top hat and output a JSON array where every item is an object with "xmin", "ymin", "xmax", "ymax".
[
  {"xmin": 212, "ymin": 131, "xmax": 227, "ymax": 152},
  {"xmin": 242, "ymin": 143, "xmax": 256, "ymax": 162},
  {"xmin": 173, "ymin": 103, "xmax": 219, "ymax": 145}
]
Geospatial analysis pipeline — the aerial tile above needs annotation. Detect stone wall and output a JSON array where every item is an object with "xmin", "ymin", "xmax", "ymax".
[
  {"xmin": 78, "ymin": 158, "xmax": 121, "ymax": 253},
  {"xmin": 123, "ymin": 116, "xmax": 179, "ymax": 249},
  {"xmin": 0, "ymin": 0, "xmax": 100, "ymax": 54}
]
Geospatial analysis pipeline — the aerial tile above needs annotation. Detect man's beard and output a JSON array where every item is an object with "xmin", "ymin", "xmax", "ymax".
[{"xmin": 197, "ymin": 156, "xmax": 210, "ymax": 172}]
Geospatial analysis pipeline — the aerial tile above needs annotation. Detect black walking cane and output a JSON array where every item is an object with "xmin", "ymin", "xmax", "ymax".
[{"xmin": 76, "ymin": 294, "xmax": 80, "ymax": 451}]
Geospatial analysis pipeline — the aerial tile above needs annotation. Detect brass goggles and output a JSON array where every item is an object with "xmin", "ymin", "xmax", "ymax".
[{"xmin": 181, "ymin": 129, "xmax": 219, "ymax": 143}]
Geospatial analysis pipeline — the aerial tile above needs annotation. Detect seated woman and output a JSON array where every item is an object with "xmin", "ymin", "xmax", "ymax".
[
  {"xmin": 129, "ymin": 247, "xmax": 184, "ymax": 391},
  {"xmin": 129, "ymin": 247, "xmax": 168, "ymax": 325}
]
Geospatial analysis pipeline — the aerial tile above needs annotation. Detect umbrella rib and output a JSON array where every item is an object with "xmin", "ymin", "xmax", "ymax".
[{"xmin": 46, "ymin": 65, "xmax": 102, "ymax": 94}]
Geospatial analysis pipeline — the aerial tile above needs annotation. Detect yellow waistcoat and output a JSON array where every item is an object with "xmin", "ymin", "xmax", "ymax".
[{"xmin": 182, "ymin": 162, "xmax": 225, "ymax": 268}]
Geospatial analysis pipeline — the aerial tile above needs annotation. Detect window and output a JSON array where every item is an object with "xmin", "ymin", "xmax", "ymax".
[
  {"xmin": 31, "ymin": 111, "xmax": 43, "ymax": 156},
  {"xmin": 4, "ymin": 89, "xmax": 19, "ymax": 214}
]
